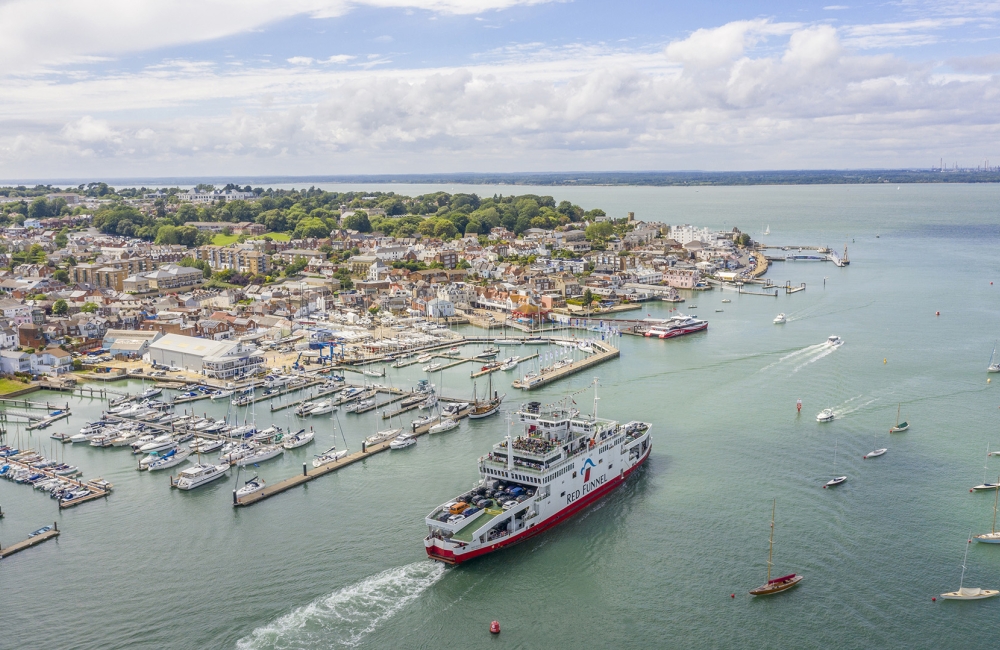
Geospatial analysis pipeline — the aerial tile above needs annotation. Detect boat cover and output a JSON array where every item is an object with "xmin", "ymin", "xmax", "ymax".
[{"xmin": 768, "ymin": 573, "xmax": 796, "ymax": 585}]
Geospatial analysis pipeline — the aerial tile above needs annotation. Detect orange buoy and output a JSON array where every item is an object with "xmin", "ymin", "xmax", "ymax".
[
  {"xmin": 490, "ymin": 621, "xmax": 501, "ymax": 635},
  {"xmin": 936, "ymin": 311, "xmax": 940, "ymax": 316}
]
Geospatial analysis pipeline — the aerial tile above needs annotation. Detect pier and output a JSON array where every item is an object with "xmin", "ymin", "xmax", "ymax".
[
  {"xmin": 0, "ymin": 523, "xmax": 60, "ymax": 559},
  {"xmin": 470, "ymin": 352, "xmax": 539, "ymax": 379},
  {"xmin": 1, "ymin": 454, "xmax": 112, "ymax": 509},
  {"xmin": 512, "ymin": 340, "xmax": 619, "ymax": 390}
]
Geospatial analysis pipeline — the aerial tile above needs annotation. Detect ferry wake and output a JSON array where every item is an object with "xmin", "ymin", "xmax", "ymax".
[{"xmin": 424, "ymin": 386, "xmax": 652, "ymax": 564}]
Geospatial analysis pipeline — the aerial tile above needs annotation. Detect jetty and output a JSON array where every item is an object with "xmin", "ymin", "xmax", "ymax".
[
  {"xmin": 0, "ymin": 523, "xmax": 60, "ymax": 559},
  {"xmin": 512, "ymin": 340, "xmax": 619, "ymax": 390}
]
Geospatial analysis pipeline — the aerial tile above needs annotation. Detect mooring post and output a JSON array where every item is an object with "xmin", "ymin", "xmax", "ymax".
[{"xmin": 303, "ymin": 462, "xmax": 307, "ymax": 477}]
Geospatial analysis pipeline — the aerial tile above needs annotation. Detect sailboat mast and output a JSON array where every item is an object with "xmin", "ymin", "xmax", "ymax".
[
  {"xmin": 896, "ymin": 403, "xmax": 900, "ymax": 427},
  {"xmin": 960, "ymin": 532, "xmax": 971, "ymax": 590},
  {"xmin": 766, "ymin": 498, "xmax": 776, "ymax": 583},
  {"xmin": 992, "ymin": 476, "xmax": 999, "ymax": 534}
]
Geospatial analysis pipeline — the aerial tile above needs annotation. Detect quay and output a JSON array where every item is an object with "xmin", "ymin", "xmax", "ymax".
[
  {"xmin": 0, "ymin": 523, "xmax": 60, "ymax": 559},
  {"xmin": 512, "ymin": 340, "xmax": 619, "ymax": 390},
  {"xmin": 1, "ymin": 455, "xmax": 112, "ymax": 509},
  {"xmin": 470, "ymin": 352, "xmax": 539, "ymax": 379},
  {"xmin": 234, "ymin": 405, "xmax": 476, "ymax": 507}
]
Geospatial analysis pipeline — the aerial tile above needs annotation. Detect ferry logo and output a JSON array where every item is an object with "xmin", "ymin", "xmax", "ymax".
[{"xmin": 582, "ymin": 458, "xmax": 596, "ymax": 482}]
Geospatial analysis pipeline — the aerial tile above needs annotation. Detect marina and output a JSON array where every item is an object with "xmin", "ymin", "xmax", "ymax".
[{"xmin": 0, "ymin": 523, "xmax": 60, "ymax": 559}]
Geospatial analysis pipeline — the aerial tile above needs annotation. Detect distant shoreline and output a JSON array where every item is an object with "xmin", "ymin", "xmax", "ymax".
[{"xmin": 5, "ymin": 169, "xmax": 1000, "ymax": 188}]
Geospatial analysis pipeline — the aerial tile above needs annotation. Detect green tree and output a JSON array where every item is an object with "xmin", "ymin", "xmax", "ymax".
[
  {"xmin": 54, "ymin": 229, "xmax": 69, "ymax": 248},
  {"xmin": 292, "ymin": 217, "xmax": 331, "ymax": 239},
  {"xmin": 583, "ymin": 289, "xmax": 594, "ymax": 308},
  {"xmin": 178, "ymin": 257, "xmax": 212, "ymax": 278},
  {"xmin": 284, "ymin": 257, "xmax": 308, "ymax": 276},
  {"xmin": 585, "ymin": 222, "xmax": 614, "ymax": 241},
  {"xmin": 342, "ymin": 211, "xmax": 371, "ymax": 232},
  {"xmin": 52, "ymin": 269, "xmax": 69, "ymax": 283},
  {"xmin": 80, "ymin": 302, "xmax": 98, "ymax": 313},
  {"xmin": 52, "ymin": 299, "xmax": 68, "ymax": 315}
]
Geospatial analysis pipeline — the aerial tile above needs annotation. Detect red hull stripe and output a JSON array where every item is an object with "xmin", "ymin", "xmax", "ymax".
[{"xmin": 426, "ymin": 445, "xmax": 651, "ymax": 564}]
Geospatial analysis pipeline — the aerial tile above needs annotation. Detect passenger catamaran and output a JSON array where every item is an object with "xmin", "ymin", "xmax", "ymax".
[{"xmin": 424, "ymin": 384, "xmax": 652, "ymax": 564}]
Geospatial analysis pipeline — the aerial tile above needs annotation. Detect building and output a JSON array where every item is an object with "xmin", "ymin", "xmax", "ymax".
[
  {"xmin": 347, "ymin": 255, "xmax": 378, "ymax": 277},
  {"xmin": 145, "ymin": 333, "xmax": 263, "ymax": 378},
  {"xmin": 197, "ymin": 245, "xmax": 269, "ymax": 275},
  {"xmin": 33, "ymin": 347, "xmax": 73, "ymax": 375},
  {"xmin": 424, "ymin": 298, "xmax": 455, "ymax": 318},
  {"xmin": 72, "ymin": 264, "xmax": 127, "ymax": 291},
  {"xmin": 139, "ymin": 264, "xmax": 205, "ymax": 292},
  {"xmin": 279, "ymin": 249, "xmax": 326, "ymax": 264},
  {"xmin": 178, "ymin": 189, "xmax": 256, "ymax": 202},
  {"xmin": 670, "ymin": 225, "xmax": 720, "ymax": 246},
  {"xmin": 102, "ymin": 329, "xmax": 163, "ymax": 357},
  {"xmin": 662, "ymin": 267, "xmax": 700, "ymax": 289}
]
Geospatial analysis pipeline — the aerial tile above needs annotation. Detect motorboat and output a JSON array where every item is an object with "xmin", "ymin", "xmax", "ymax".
[
  {"xmin": 148, "ymin": 448, "xmax": 192, "ymax": 471},
  {"xmin": 282, "ymin": 430, "xmax": 315, "ymax": 449},
  {"xmin": 313, "ymin": 446, "xmax": 349, "ymax": 467},
  {"xmin": 773, "ymin": 313, "xmax": 786, "ymax": 324},
  {"xmin": 236, "ymin": 445, "xmax": 284, "ymax": 466},
  {"xmin": 308, "ymin": 401, "xmax": 336, "ymax": 416},
  {"xmin": 211, "ymin": 390, "xmax": 234, "ymax": 400},
  {"xmin": 816, "ymin": 409, "xmax": 834, "ymax": 422},
  {"xmin": 643, "ymin": 315, "xmax": 709, "ymax": 339},
  {"xmin": 295, "ymin": 401, "xmax": 317, "ymax": 416},
  {"xmin": 422, "ymin": 363, "xmax": 442, "ymax": 372},
  {"xmin": 390, "ymin": 434, "xmax": 417, "ymax": 449},
  {"xmin": 138, "ymin": 435, "xmax": 176, "ymax": 454},
  {"xmin": 411, "ymin": 414, "xmax": 436, "ymax": 428},
  {"xmin": 442, "ymin": 402, "xmax": 469, "ymax": 417},
  {"xmin": 346, "ymin": 399, "xmax": 374, "ymax": 413},
  {"xmin": 139, "ymin": 387, "xmax": 162, "ymax": 399},
  {"xmin": 416, "ymin": 354, "xmax": 434, "ymax": 363},
  {"xmin": 429, "ymin": 418, "xmax": 458, "ymax": 434},
  {"xmin": 189, "ymin": 438, "xmax": 225, "ymax": 454},
  {"xmin": 139, "ymin": 447, "xmax": 178, "ymax": 469},
  {"xmin": 823, "ymin": 476, "xmax": 847, "ymax": 488},
  {"xmin": 235, "ymin": 476, "xmax": 266, "ymax": 499},
  {"xmin": 721, "ymin": 299, "xmax": 731, "ymax": 303},
  {"xmin": 827, "ymin": 335, "xmax": 843, "ymax": 347},
  {"xmin": 366, "ymin": 428, "xmax": 403, "ymax": 447},
  {"xmin": 419, "ymin": 395, "xmax": 438, "ymax": 410},
  {"xmin": 500, "ymin": 356, "xmax": 520, "ymax": 371},
  {"xmin": 174, "ymin": 463, "xmax": 229, "ymax": 490}
]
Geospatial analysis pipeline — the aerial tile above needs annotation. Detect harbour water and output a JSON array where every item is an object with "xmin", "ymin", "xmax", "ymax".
[{"xmin": 3, "ymin": 183, "xmax": 1000, "ymax": 648}]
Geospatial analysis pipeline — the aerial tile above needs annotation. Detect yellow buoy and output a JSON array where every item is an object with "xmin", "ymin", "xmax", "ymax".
[{"xmin": 884, "ymin": 358, "xmax": 887, "ymax": 364}]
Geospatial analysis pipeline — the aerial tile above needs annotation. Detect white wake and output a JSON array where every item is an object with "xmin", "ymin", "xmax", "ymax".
[{"xmin": 236, "ymin": 561, "xmax": 446, "ymax": 649}]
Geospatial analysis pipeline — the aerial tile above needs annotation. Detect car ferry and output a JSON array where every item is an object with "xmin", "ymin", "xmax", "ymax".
[{"xmin": 424, "ymin": 392, "xmax": 652, "ymax": 564}]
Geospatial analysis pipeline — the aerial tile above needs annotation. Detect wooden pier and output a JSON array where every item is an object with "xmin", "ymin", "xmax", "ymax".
[
  {"xmin": 0, "ymin": 523, "xmax": 60, "ymax": 559},
  {"xmin": 511, "ymin": 341, "xmax": 619, "ymax": 391},
  {"xmin": 1, "ymin": 455, "xmax": 112, "ymax": 509},
  {"xmin": 470, "ymin": 353, "xmax": 538, "ymax": 378}
]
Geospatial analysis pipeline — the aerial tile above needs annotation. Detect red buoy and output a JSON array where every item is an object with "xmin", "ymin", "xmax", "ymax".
[
  {"xmin": 936, "ymin": 311, "xmax": 940, "ymax": 316},
  {"xmin": 730, "ymin": 593, "xmax": 735, "ymax": 598},
  {"xmin": 932, "ymin": 597, "xmax": 937, "ymax": 601},
  {"xmin": 490, "ymin": 621, "xmax": 501, "ymax": 635}
]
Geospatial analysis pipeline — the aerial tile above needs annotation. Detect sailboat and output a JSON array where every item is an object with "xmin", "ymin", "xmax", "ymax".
[
  {"xmin": 824, "ymin": 440, "xmax": 846, "ymax": 488},
  {"xmin": 940, "ymin": 533, "xmax": 999, "ymax": 600},
  {"xmin": 972, "ymin": 445, "xmax": 1000, "ymax": 490},
  {"xmin": 764, "ymin": 225, "xmax": 770, "ymax": 236},
  {"xmin": 889, "ymin": 403, "xmax": 908, "ymax": 433},
  {"xmin": 975, "ymin": 477, "xmax": 1000, "ymax": 543},
  {"xmin": 988, "ymin": 344, "xmax": 1000, "ymax": 373},
  {"xmin": 749, "ymin": 499, "xmax": 802, "ymax": 596},
  {"xmin": 864, "ymin": 429, "xmax": 887, "ymax": 459},
  {"xmin": 468, "ymin": 372, "xmax": 504, "ymax": 419}
]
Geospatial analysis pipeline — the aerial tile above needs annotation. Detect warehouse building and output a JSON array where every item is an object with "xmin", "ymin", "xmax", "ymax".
[{"xmin": 144, "ymin": 333, "xmax": 264, "ymax": 378}]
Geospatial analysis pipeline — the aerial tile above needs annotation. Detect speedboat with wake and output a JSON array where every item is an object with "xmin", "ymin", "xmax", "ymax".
[{"xmin": 816, "ymin": 409, "xmax": 834, "ymax": 422}]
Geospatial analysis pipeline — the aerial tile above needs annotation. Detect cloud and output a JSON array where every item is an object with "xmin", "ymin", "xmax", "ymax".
[
  {"xmin": 287, "ymin": 57, "xmax": 315, "ymax": 65},
  {"xmin": 3, "ymin": 19, "xmax": 1000, "ymax": 176},
  {"xmin": 824, "ymin": 5, "xmax": 849, "ymax": 10},
  {"xmin": 0, "ymin": 0, "xmax": 557, "ymax": 75}
]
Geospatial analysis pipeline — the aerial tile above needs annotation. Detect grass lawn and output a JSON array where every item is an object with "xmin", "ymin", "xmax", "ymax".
[
  {"xmin": 253, "ymin": 231, "xmax": 291, "ymax": 241},
  {"xmin": 211, "ymin": 233, "xmax": 240, "ymax": 245},
  {"xmin": 0, "ymin": 378, "xmax": 32, "ymax": 395}
]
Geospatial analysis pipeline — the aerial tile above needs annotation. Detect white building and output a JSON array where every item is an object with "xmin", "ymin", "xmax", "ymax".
[
  {"xmin": 671, "ymin": 225, "xmax": 720, "ymax": 246},
  {"xmin": 145, "ymin": 334, "xmax": 264, "ymax": 378},
  {"xmin": 425, "ymin": 298, "xmax": 455, "ymax": 318}
]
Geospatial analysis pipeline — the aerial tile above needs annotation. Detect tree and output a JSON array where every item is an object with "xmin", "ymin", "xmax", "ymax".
[
  {"xmin": 283, "ymin": 257, "xmax": 308, "ymax": 277},
  {"xmin": 582, "ymin": 289, "xmax": 594, "ymax": 308},
  {"xmin": 292, "ymin": 217, "xmax": 331, "ymax": 239},
  {"xmin": 54, "ymin": 229, "xmax": 69, "ymax": 248},
  {"xmin": 178, "ymin": 257, "xmax": 212, "ymax": 278},
  {"xmin": 52, "ymin": 299, "xmax": 68, "ymax": 315},
  {"xmin": 80, "ymin": 302, "xmax": 98, "ymax": 313},
  {"xmin": 585, "ymin": 222, "xmax": 614, "ymax": 241},
  {"xmin": 342, "ymin": 211, "xmax": 371, "ymax": 232},
  {"xmin": 368, "ymin": 305, "xmax": 380, "ymax": 315},
  {"xmin": 52, "ymin": 269, "xmax": 69, "ymax": 283}
]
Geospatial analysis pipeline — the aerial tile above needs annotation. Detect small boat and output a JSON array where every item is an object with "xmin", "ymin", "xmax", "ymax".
[
  {"xmin": 148, "ymin": 448, "xmax": 192, "ymax": 471},
  {"xmin": 449, "ymin": 347, "xmax": 460, "ymax": 354},
  {"xmin": 773, "ymin": 313, "xmax": 786, "ymax": 324},
  {"xmin": 823, "ymin": 441, "xmax": 845, "ymax": 488},
  {"xmin": 715, "ymin": 309, "xmax": 724, "ymax": 313},
  {"xmin": 827, "ymin": 335, "xmax": 843, "ymax": 347},
  {"xmin": 416, "ymin": 354, "xmax": 434, "ymax": 363},
  {"xmin": 816, "ymin": 409, "xmax": 834, "ymax": 422},
  {"xmin": 235, "ymin": 476, "xmax": 266, "ymax": 499},
  {"xmin": 236, "ymin": 445, "xmax": 284, "ymax": 466},
  {"xmin": 429, "ymin": 418, "xmax": 458, "ymax": 434},
  {"xmin": 749, "ymin": 499, "xmax": 802, "ymax": 596},
  {"xmin": 500, "ymin": 356, "xmax": 520, "ymax": 371},
  {"xmin": 211, "ymin": 390, "xmax": 234, "ymax": 400},
  {"xmin": 174, "ymin": 463, "xmax": 229, "ymax": 490},
  {"xmin": 28, "ymin": 525, "xmax": 53, "ymax": 538},
  {"xmin": 390, "ymin": 433, "xmax": 416, "ymax": 449},
  {"xmin": 282, "ymin": 430, "xmax": 315, "ymax": 449},
  {"xmin": 308, "ymin": 401, "xmax": 335, "ymax": 416},
  {"xmin": 989, "ymin": 344, "xmax": 1000, "ymax": 373},
  {"xmin": 864, "ymin": 429, "xmax": 887, "ymax": 459},
  {"xmin": 975, "ymin": 476, "xmax": 1000, "ymax": 543},
  {"xmin": 721, "ymin": 299, "xmax": 731, "ymax": 303},
  {"xmin": 422, "ymin": 363, "xmax": 442, "ymax": 372},
  {"xmin": 941, "ymin": 533, "xmax": 1000, "ymax": 600},
  {"xmin": 889, "ymin": 403, "xmax": 908, "ymax": 432},
  {"xmin": 313, "ymin": 446, "xmax": 348, "ymax": 467}
]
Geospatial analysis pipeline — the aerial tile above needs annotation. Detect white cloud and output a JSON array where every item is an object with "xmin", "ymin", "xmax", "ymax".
[
  {"xmin": 287, "ymin": 57, "xmax": 315, "ymax": 65},
  {"xmin": 665, "ymin": 19, "xmax": 799, "ymax": 69},
  {"xmin": 0, "ymin": 0, "xmax": 557, "ymax": 75}
]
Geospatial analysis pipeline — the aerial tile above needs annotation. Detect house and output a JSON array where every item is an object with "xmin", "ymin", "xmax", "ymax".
[
  {"xmin": 424, "ymin": 298, "xmax": 455, "ymax": 318},
  {"xmin": 0, "ymin": 350, "xmax": 30, "ymax": 374},
  {"xmin": 33, "ymin": 347, "xmax": 73, "ymax": 376},
  {"xmin": 18, "ymin": 323, "xmax": 45, "ymax": 349},
  {"xmin": 102, "ymin": 329, "xmax": 163, "ymax": 357}
]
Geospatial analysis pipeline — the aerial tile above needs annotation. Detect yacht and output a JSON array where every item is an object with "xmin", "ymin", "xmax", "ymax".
[
  {"xmin": 235, "ymin": 476, "xmax": 266, "ymax": 499},
  {"xmin": 429, "ymin": 418, "xmax": 459, "ymax": 434},
  {"xmin": 148, "ymin": 448, "xmax": 192, "ymax": 471},
  {"xmin": 308, "ymin": 401, "xmax": 336, "ymax": 416},
  {"xmin": 827, "ymin": 335, "xmax": 843, "ymax": 347},
  {"xmin": 211, "ymin": 390, "xmax": 234, "ymax": 400},
  {"xmin": 174, "ymin": 463, "xmax": 230, "ymax": 490},
  {"xmin": 313, "ymin": 446, "xmax": 349, "ymax": 467},
  {"xmin": 366, "ymin": 428, "xmax": 403, "ymax": 447},
  {"xmin": 643, "ymin": 314, "xmax": 709, "ymax": 339},
  {"xmin": 236, "ymin": 445, "xmax": 284, "ymax": 466},
  {"xmin": 137, "ymin": 435, "xmax": 176, "ymax": 454},
  {"xmin": 816, "ymin": 409, "xmax": 835, "ymax": 422},
  {"xmin": 189, "ymin": 438, "xmax": 225, "ymax": 454},
  {"xmin": 282, "ymin": 429, "xmax": 315, "ymax": 449},
  {"xmin": 773, "ymin": 313, "xmax": 786, "ymax": 324},
  {"xmin": 390, "ymin": 433, "xmax": 417, "ymax": 449},
  {"xmin": 423, "ymin": 363, "xmax": 442, "ymax": 372}
]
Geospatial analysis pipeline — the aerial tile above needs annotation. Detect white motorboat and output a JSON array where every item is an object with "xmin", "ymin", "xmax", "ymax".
[
  {"xmin": 411, "ymin": 414, "xmax": 436, "ymax": 428},
  {"xmin": 140, "ymin": 387, "xmax": 162, "ymax": 399},
  {"xmin": 773, "ymin": 313, "xmax": 786, "ymax": 324},
  {"xmin": 722, "ymin": 299, "xmax": 731, "ymax": 303},
  {"xmin": 816, "ymin": 409, "xmax": 834, "ymax": 422},
  {"xmin": 313, "ymin": 446, "xmax": 349, "ymax": 467},
  {"xmin": 282, "ymin": 430, "xmax": 315, "ymax": 449},
  {"xmin": 138, "ymin": 435, "xmax": 176, "ymax": 454},
  {"xmin": 416, "ymin": 354, "xmax": 434, "ymax": 363},
  {"xmin": 189, "ymin": 438, "xmax": 225, "ymax": 454},
  {"xmin": 236, "ymin": 445, "xmax": 284, "ymax": 466},
  {"xmin": 827, "ymin": 335, "xmax": 843, "ymax": 346},
  {"xmin": 148, "ymin": 448, "xmax": 192, "ymax": 471},
  {"xmin": 70, "ymin": 432, "xmax": 94, "ymax": 443},
  {"xmin": 174, "ymin": 463, "xmax": 229, "ymax": 490},
  {"xmin": 442, "ymin": 402, "xmax": 469, "ymax": 417},
  {"xmin": 419, "ymin": 395, "xmax": 438, "ymax": 410},
  {"xmin": 429, "ymin": 418, "xmax": 458, "ymax": 434},
  {"xmin": 235, "ymin": 476, "xmax": 266, "ymax": 499},
  {"xmin": 422, "ymin": 363, "xmax": 442, "ymax": 372},
  {"xmin": 295, "ymin": 401, "xmax": 317, "ymax": 416},
  {"xmin": 500, "ymin": 356, "xmax": 520, "ymax": 371},
  {"xmin": 308, "ymin": 401, "xmax": 335, "ymax": 416},
  {"xmin": 390, "ymin": 434, "xmax": 416, "ymax": 449},
  {"xmin": 577, "ymin": 343, "xmax": 594, "ymax": 353},
  {"xmin": 864, "ymin": 448, "xmax": 887, "ymax": 459},
  {"xmin": 139, "ymin": 447, "xmax": 178, "ymax": 469},
  {"xmin": 346, "ymin": 399, "xmax": 374, "ymax": 413},
  {"xmin": 211, "ymin": 390, "xmax": 234, "ymax": 400}
]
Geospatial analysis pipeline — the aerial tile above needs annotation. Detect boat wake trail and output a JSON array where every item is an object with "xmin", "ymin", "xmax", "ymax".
[
  {"xmin": 759, "ymin": 343, "xmax": 827, "ymax": 373},
  {"xmin": 236, "ymin": 561, "xmax": 446, "ymax": 649},
  {"xmin": 792, "ymin": 342, "xmax": 841, "ymax": 373}
]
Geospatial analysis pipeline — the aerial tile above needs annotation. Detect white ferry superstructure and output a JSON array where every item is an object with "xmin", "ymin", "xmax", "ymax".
[{"xmin": 424, "ymin": 396, "xmax": 652, "ymax": 564}]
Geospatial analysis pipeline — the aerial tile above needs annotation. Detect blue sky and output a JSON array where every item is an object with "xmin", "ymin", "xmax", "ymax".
[{"xmin": 1, "ymin": 0, "xmax": 999, "ymax": 179}]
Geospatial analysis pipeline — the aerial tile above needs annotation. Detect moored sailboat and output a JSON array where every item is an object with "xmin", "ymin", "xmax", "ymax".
[
  {"xmin": 941, "ymin": 533, "xmax": 999, "ymax": 600},
  {"xmin": 749, "ymin": 499, "xmax": 803, "ymax": 596},
  {"xmin": 889, "ymin": 403, "xmax": 908, "ymax": 433},
  {"xmin": 975, "ymin": 477, "xmax": 1000, "ymax": 543}
]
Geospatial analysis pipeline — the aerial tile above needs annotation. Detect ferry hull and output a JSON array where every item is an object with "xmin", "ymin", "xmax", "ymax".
[
  {"xmin": 426, "ymin": 446, "xmax": 651, "ymax": 564},
  {"xmin": 645, "ymin": 323, "xmax": 708, "ymax": 339}
]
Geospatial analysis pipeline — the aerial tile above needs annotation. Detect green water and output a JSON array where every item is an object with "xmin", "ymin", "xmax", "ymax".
[{"xmin": 2, "ymin": 184, "xmax": 1000, "ymax": 648}]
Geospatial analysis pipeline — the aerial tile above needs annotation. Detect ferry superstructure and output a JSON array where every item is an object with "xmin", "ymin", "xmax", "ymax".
[{"xmin": 424, "ymin": 394, "xmax": 652, "ymax": 564}]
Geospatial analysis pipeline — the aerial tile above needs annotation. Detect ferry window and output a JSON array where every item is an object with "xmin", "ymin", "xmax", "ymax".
[
  {"xmin": 608, "ymin": 464, "xmax": 613, "ymax": 470},
  {"xmin": 599, "ymin": 459, "xmax": 603, "ymax": 464},
  {"xmin": 560, "ymin": 491, "xmax": 565, "ymax": 497},
  {"xmin": 572, "ymin": 472, "xmax": 577, "ymax": 478}
]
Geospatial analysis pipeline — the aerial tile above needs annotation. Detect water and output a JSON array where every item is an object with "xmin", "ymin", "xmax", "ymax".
[{"xmin": 2, "ymin": 183, "xmax": 1000, "ymax": 648}]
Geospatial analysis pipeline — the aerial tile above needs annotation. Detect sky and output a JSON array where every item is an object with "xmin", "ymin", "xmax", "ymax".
[{"xmin": 1, "ymin": 0, "xmax": 999, "ymax": 180}]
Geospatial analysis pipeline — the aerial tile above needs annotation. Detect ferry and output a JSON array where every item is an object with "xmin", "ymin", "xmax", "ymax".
[
  {"xmin": 424, "ymin": 392, "xmax": 652, "ymax": 564},
  {"xmin": 643, "ymin": 314, "xmax": 708, "ymax": 339}
]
